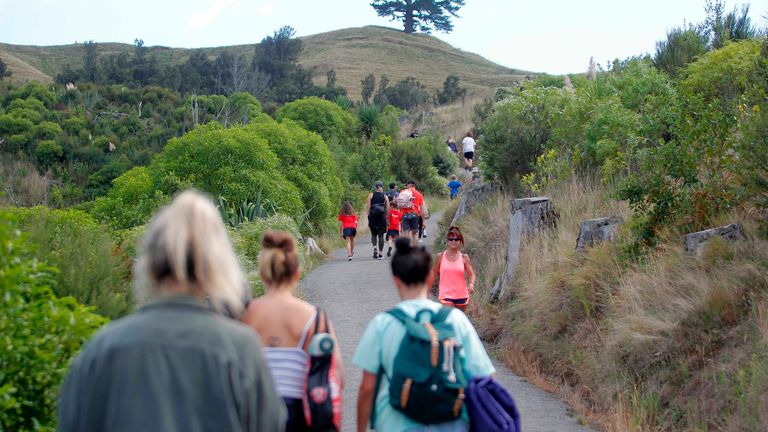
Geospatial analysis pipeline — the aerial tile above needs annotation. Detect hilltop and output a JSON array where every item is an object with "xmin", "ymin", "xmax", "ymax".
[{"xmin": 0, "ymin": 26, "xmax": 529, "ymax": 99}]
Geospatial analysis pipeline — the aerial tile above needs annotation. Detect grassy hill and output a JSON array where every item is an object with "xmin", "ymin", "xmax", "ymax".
[{"xmin": 0, "ymin": 26, "xmax": 529, "ymax": 99}]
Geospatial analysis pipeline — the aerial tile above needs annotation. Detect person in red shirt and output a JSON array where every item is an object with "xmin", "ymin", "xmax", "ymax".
[
  {"xmin": 385, "ymin": 201, "xmax": 403, "ymax": 257},
  {"xmin": 398, "ymin": 180, "xmax": 427, "ymax": 245},
  {"xmin": 337, "ymin": 201, "xmax": 358, "ymax": 261}
]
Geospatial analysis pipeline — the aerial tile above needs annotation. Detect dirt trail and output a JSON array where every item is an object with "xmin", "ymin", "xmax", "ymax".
[{"xmin": 300, "ymin": 212, "xmax": 592, "ymax": 431}]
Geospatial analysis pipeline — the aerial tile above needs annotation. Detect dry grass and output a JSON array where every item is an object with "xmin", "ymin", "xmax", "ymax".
[
  {"xmin": 0, "ymin": 158, "xmax": 55, "ymax": 206},
  {"xmin": 457, "ymin": 175, "xmax": 768, "ymax": 430}
]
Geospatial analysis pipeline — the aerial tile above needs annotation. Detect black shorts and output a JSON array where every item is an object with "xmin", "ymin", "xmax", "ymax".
[
  {"xmin": 342, "ymin": 228, "xmax": 356, "ymax": 238},
  {"xmin": 441, "ymin": 297, "xmax": 469, "ymax": 305},
  {"xmin": 464, "ymin": 151, "xmax": 474, "ymax": 160},
  {"xmin": 387, "ymin": 229, "xmax": 399, "ymax": 239},
  {"xmin": 401, "ymin": 213, "xmax": 420, "ymax": 231}
]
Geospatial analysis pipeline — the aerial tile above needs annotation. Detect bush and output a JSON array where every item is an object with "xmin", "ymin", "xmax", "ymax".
[
  {"xmin": 228, "ymin": 213, "xmax": 304, "ymax": 296},
  {"xmin": 481, "ymin": 86, "xmax": 567, "ymax": 184},
  {"xmin": 0, "ymin": 212, "xmax": 107, "ymax": 431},
  {"xmin": 33, "ymin": 121, "xmax": 62, "ymax": 140},
  {"xmin": 90, "ymin": 166, "xmax": 168, "ymax": 230},
  {"xmin": 350, "ymin": 139, "xmax": 392, "ymax": 189},
  {"xmin": 276, "ymin": 96, "xmax": 356, "ymax": 146},
  {"xmin": 381, "ymin": 76, "xmax": 431, "ymax": 111},
  {"xmin": 0, "ymin": 114, "xmax": 33, "ymax": 136},
  {"xmin": 35, "ymin": 140, "xmax": 63, "ymax": 168},
  {"xmin": 153, "ymin": 123, "xmax": 304, "ymax": 219},
  {"xmin": 246, "ymin": 118, "xmax": 343, "ymax": 229},
  {"xmin": 8, "ymin": 207, "xmax": 134, "ymax": 318},
  {"xmin": 390, "ymin": 137, "xmax": 446, "ymax": 195}
]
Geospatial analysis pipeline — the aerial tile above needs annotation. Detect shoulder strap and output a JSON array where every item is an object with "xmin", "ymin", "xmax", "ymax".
[
  {"xmin": 432, "ymin": 306, "xmax": 452, "ymax": 324},
  {"xmin": 386, "ymin": 307, "xmax": 409, "ymax": 323},
  {"xmin": 298, "ymin": 308, "xmax": 319, "ymax": 349}
]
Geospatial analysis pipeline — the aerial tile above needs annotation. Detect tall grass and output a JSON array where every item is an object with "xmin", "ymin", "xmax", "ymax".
[{"xmin": 459, "ymin": 176, "xmax": 768, "ymax": 430}]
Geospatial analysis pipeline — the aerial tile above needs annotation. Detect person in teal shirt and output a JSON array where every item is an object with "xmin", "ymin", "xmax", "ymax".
[{"xmin": 354, "ymin": 238, "xmax": 495, "ymax": 432}]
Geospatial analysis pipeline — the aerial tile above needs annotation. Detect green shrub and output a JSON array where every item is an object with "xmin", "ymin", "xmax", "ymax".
[
  {"xmin": 90, "ymin": 166, "xmax": 169, "ymax": 230},
  {"xmin": 350, "ymin": 140, "xmax": 392, "ymax": 189},
  {"xmin": 229, "ymin": 213, "xmax": 303, "ymax": 296},
  {"xmin": 33, "ymin": 121, "xmax": 63, "ymax": 140},
  {"xmin": 35, "ymin": 140, "xmax": 63, "ymax": 168},
  {"xmin": 0, "ymin": 114, "xmax": 33, "ymax": 136},
  {"xmin": 276, "ymin": 96, "xmax": 356, "ymax": 146},
  {"xmin": 228, "ymin": 92, "xmax": 262, "ymax": 124},
  {"xmin": 390, "ymin": 137, "xmax": 445, "ymax": 195},
  {"xmin": 0, "ymin": 212, "xmax": 107, "ymax": 431},
  {"xmin": 9, "ymin": 206, "xmax": 133, "ymax": 318},
  {"xmin": 246, "ymin": 118, "xmax": 342, "ymax": 229},
  {"xmin": 481, "ymin": 86, "xmax": 567, "ymax": 184},
  {"xmin": 153, "ymin": 123, "xmax": 303, "ymax": 219}
]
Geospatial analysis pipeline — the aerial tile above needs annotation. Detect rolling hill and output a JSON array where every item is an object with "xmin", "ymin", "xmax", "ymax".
[{"xmin": 0, "ymin": 26, "xmax": 530, "ymax": 99}]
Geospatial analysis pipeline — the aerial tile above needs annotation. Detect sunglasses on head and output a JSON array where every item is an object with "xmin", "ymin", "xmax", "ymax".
[{"xmin": 447, "ymin": 237, "xmax": 461, "ymax": 242}]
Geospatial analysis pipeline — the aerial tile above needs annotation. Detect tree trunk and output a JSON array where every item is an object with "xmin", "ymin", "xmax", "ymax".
[{"xmin": 404, "ymin": 0, "xmax": 414, "ymax": 33}]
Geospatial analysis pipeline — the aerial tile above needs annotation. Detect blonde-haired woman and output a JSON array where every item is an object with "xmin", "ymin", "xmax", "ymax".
[
  {"xmin": 58, "ymin": 190, "xmax": 286, "ymax": 432},
  {"xmin": 242, "ymin": 230, "xmax": 345, "ymax": 431}
]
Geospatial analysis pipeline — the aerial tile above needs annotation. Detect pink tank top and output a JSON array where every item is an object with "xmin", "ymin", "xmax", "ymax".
[{"xmin": 438, "ymin": 252, "xmax": 468, "ymax": 300}]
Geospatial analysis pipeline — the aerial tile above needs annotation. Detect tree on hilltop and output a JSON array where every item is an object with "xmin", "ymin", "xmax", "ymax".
[{"xmin": 370, "ymin": 0, "xmax": 466, "ymax": 34}]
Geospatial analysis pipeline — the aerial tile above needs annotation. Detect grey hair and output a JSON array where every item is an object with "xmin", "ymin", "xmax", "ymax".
[{"xmin": 133, "ymin": 190, "xmax": 246, "ymax": 314}]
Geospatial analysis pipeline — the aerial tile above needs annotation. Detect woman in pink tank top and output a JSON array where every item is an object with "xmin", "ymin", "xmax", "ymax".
[{"xmin": 427, "ymin": 226, "xmax": 476, "ymax": 311}]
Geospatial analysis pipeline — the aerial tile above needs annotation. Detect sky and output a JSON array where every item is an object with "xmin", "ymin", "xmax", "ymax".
[{"xmin": 1, "ymin": 0, "xmax": 765, "ymax": 75}]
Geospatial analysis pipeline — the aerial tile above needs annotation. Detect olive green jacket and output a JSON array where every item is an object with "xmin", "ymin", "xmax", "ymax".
[{"xmin": 58, "ymin": 295, "xmax": 286, "ymax": 432}]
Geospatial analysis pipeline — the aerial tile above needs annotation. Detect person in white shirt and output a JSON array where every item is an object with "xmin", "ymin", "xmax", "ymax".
[{"xmin": 461, "ymin": 132, "xmax": 476, "ymax": 170}]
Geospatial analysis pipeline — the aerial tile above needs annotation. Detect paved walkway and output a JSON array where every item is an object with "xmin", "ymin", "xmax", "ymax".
[{"xmin": 300, "ymin": 213, "xmax": 592, "ymax": 431}]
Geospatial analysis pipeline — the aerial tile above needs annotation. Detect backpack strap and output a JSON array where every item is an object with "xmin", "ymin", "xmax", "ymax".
[
  {"xmin": 386, "ymin": 307, "xmax": 410, "ymax": 323},
  {"xmin": 432, "ymin": 306, "xmax": 452, "ymax": 325}
]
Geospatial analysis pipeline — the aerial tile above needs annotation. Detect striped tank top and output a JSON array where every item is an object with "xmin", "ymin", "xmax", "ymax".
[{"xmin": 263, "ymin": 310, "xmax": 316, "ymax": 400}]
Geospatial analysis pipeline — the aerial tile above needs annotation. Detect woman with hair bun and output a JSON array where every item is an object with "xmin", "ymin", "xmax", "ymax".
[
  {"xmin": 58, "ymin": 190, "xmax": 286, "ymax": 432},
  {"xmin": 242, "ymin": 230, "xmax": 344, "ymax": 432},
  {"xmin": 353, "ymin": 237, "xmax": 494, "ymax": 432}
]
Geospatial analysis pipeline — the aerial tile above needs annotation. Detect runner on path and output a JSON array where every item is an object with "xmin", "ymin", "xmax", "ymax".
[
  {"xmin": 385, "ymin": 201, "xmax": 403, "ymax": 258},
  {"xmin": 338, "ymin": 201, "xmax": 358, "ymax": 261}
]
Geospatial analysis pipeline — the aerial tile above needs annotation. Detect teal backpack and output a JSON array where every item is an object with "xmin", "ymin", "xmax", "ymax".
[{"xmin": 373, "ymin": 307, "xmax": 468, "ymax": 427}]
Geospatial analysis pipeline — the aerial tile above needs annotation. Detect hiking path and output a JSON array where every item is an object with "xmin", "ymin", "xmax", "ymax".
[{"xmin": 300, "ymin": 212, "xmax": 593, "ymax": 432}]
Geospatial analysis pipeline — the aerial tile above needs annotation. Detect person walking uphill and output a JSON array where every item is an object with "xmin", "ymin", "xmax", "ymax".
[
  {"xmin": 367, "ymin": 181, "xmax": 390, "ymax": 260},
  {"xmin": 338, "ymin": 201, "xmax": 358, "ymax": 261},
  {"xmin": 354, "ymin": 238, "xmax": 495, "ymax": 432},
  {"xmin": 462, "ymin": 132, "xmax": 476, "ymax": 171},
  {"xmin": 427, "ymin": 226, "xmax": 476, "ymax": 312},
  {"xmin": 242, "ymin": 230, "xmax": 345, "ymax": 432},
  {"xmin": 397, "ymin": 180, "xmax": 426, "ymax": 245},
  {"xmin": 58, "ymin": 190, "xmax": 286, "ymax": 432}
]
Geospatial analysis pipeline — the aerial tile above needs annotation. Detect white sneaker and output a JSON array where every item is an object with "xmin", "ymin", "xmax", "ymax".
[
  {"xmin": 418, "ymin": 239, "xmax": 424, "ymax": 243},
  {"xmin": 347, "ymin": 255, "xmax": 352, "ymax": 261}
]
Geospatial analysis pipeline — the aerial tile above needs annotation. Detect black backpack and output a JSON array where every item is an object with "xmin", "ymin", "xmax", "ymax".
[{"xmin": 385, "ymin": 189, "xmax": 398, "ymax": 204}]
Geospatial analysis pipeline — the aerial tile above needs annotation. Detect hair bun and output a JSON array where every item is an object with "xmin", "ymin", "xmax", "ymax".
[{"xmin": 261, "ymin": 230, "xmax": 296, "ymax": 253}]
